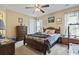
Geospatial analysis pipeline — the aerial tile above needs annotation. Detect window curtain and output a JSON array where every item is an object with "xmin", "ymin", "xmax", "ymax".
[{"xmin": 64, "ymin": 11, "xmax": 79, "ymax": 38}]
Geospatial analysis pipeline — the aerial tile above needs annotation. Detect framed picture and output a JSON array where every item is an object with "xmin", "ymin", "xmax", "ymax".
[
  {"xmin": 48, "ymin": 16, "xmax": 55, "ymax": 23},
  {"xmin": 56, "ymin": 18, "xmax": 62, "ymax": 24},
  {"xmin": 18, "ymin": 17, "xmax": 23, "ymax": 25}
]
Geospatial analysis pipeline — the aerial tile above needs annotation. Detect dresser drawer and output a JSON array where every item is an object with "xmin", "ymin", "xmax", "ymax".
[{"xmin": 16, "ymin": 26, "xmax": 27, "ymax": 41}]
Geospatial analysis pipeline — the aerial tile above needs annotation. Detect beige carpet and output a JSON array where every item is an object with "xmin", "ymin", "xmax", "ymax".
[{"xmin": 15, "ymin": 44, "xmax": 68, "ymax": 55}]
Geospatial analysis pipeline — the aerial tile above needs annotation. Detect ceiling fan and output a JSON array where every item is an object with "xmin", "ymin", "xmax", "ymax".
[{"xmin": 25, "ymin": 4, "xmax": 49, "ymax": 13}]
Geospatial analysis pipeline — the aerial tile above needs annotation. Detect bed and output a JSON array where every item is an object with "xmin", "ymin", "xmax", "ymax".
[{"xmin": 24, "ymin": 27, "xmax": 62, "ymax": 54}]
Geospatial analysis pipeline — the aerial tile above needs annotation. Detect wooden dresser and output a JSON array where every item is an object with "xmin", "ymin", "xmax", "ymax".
[
  {"xmin": 61, "ymin": 37, "xmax": 79, "ymax": 45},
  {"xmin": 16, "ymin": 26, "xmax": 27, "ymax": 41}
]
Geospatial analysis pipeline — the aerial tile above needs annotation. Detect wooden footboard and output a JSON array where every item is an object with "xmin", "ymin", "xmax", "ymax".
[
  {"xmin": 24, "ymin": 35, "xmax": 61, "ymax": 55},
  {"xmin": 24, "ymin": 35, "xmax": 48, "ymax": 54}
]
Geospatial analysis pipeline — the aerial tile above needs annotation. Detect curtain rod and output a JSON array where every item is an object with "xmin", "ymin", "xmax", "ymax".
[{"xmin": 69, "ymin": 23, "xmax": 79, "ymax": 25}]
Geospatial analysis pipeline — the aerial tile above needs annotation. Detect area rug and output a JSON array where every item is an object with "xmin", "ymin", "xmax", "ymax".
[{"xmin": 15, "ymin": 44, "xmax": 68, "ymax": 55}]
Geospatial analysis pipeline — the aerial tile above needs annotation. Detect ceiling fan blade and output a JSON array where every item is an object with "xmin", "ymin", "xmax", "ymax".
[
  {"xmin": 42, "ymin": 5, "xmax": 49, "ymax": 7},
  {"xmin": 25, "ymin": 7, "xmax": 34, "ymax": 9},
  {"xmin": 40, "ymin": 9, "xmax": 45, "ymax": 13}
]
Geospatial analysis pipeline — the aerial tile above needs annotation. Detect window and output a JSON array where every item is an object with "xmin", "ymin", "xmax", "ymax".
[
  {"xmin": 64, "ymin": 11, "xmax": 79, "ymax": 38},
  {"xmin": 36, "ymin": 19, "xmax": 42, "ymax": 32},
  {"xmin": 28, "ymin": 18, "xmax": 37, "ymax": 34},
  {"xmin": 28, "ymin": 18, "xmax": 42, "ymax": 34},
  {"xmin": 0, "ymin": 11, "xmax": 6, "ymax": 37}
]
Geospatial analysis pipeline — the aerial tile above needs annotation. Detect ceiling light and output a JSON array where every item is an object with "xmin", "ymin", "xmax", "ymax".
[{"xmin": 35, "ymin": 8, "xmax": 40, "ymax": 12}]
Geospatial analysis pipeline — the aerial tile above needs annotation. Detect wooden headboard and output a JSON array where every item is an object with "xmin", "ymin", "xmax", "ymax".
[{"xmin": 43, "ymin": 27, "xmax": 60, "ymax": 33}]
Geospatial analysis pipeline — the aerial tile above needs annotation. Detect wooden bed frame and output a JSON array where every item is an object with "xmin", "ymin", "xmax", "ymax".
[
  {"xmin": 24, "ymin": 27, "xmax": 61, "ymax": 55},
  {"xmin": 43, "ymin": 27, "xmax": 60, "ymax": 33}
]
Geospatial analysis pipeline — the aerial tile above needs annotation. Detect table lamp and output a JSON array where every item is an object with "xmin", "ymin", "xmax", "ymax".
[{"xmin": 0, "ymin": 19, "xmax": 5, "ymax": 38}]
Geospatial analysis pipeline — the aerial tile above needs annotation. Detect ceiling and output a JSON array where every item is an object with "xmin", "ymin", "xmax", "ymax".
[{"xmin": 0, "ymin": 4, "xmax": 79, "ymax": 17}]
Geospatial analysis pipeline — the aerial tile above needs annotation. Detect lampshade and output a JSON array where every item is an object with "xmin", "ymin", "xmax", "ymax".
[
  {"xmin": 35, "ymin": 8, "xmax": 40, "ymax": 12},
  {"xmin": 0, "ymin": 19, "xmax": 5, "ymax": 30}
]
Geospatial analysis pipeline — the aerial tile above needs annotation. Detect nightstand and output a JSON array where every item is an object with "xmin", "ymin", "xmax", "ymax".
[
  {"xmin": 61, "ymin": 37, "xmax": 79, "ymax": 45},
  {"xmin": 61, "ymin": 37, "xmax": 69, "ymax": 45},
  {"xmin": 0, "ymin": 39, "xmax": 15, "ymax": 55}
]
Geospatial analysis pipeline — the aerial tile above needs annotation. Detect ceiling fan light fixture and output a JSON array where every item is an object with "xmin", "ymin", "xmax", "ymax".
[
  {"xmin": 25, "ymin": 4, "xmax": 49, "ymax": 13},
  {"xmin": 35, "ymin": 8, "xmax": 40, "ymax": 12}
]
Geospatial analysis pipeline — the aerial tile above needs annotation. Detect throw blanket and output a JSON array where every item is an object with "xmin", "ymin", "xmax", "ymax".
[
  {"xmin": 47, "ymin": 34, "xmax": 61, "ymax": 45},
  {"xmin": 29, "ymin": 33, "xmax": 49, "ymax": 38}
]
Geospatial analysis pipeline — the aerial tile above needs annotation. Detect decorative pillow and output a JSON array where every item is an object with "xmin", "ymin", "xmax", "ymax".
[
  {"xmin": 45, "ymin": 29, "xmax": 55, "ymax": 35},
  {"xmin": 50, "ymin": 29, "xmax": 55, "ymax": 34},
  {"xmin": 45, "ymin": 29, "xmax": 50, "ymax": 34}
]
